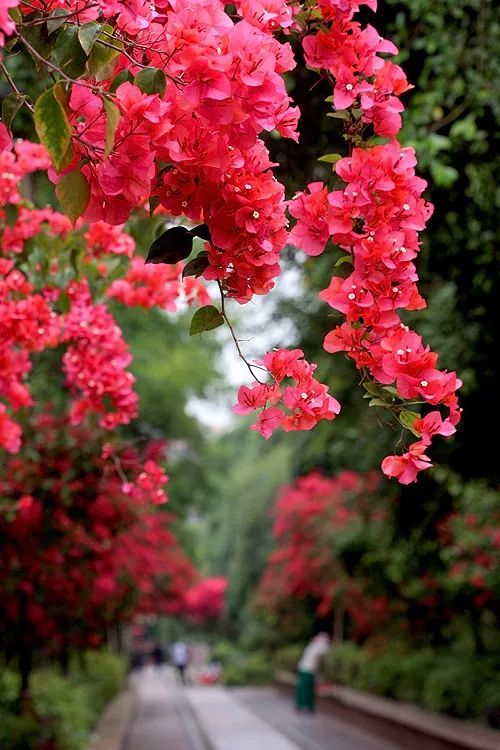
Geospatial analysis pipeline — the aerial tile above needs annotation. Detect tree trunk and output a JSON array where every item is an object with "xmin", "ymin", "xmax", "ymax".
[
  {"xmin": 59, "ymin": 641, "xmax": 70, "ymax": 677},
  {"xmin": 333, "ymin": 600, "xmax": 345, "ymax": 643},
  {"xmin": 471, "ymin": 608, "xmax": 485, "ymax": 655},
  {"xmin": 17, "ymin": 593, "xmax": 33, "ymax": 710}
]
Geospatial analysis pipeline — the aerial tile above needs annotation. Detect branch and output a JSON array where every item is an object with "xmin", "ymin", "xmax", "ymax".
[
  {"xmin": 217, "ymin": 281, "xmax": 266, "ymax": 384},
  {"xmin": 0, "ymin": 61, "xmax": 34, "ymax": 113}
]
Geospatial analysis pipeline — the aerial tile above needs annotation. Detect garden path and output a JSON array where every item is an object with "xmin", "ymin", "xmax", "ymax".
[{"xmin": 122, "ymin": 667, "xmax": 407, "ymax": 750}]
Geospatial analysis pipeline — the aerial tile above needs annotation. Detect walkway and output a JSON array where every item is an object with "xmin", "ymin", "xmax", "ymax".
[
  {"xmin": 122, "ymin": 668, "xmax": 407, "ymax": 750},
  {"xmin": 123, "ymin": 667, "xmax": 207, "ymax": 750},
  {"xmin": 231, "ymin": 685, "xmax": 404, "ymax": 750}
]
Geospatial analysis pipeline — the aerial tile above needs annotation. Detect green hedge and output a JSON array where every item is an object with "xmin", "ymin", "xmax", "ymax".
[
  {"xmin": 0, "ymin": 650, "xmax": 127, "ymax": 750},
  {"xmin": 211, "ymin": 642, "xmax": 273, "ymax": 686},
  {"xmin": 320, "ymin": 642, "xmax": 500, "ymax": 722}
]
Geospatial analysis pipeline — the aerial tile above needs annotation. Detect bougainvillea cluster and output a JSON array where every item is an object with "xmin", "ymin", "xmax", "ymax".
[
  {"xmin": 0, "ymin": 136, "xmax": 208, "ymax": 450},
  {"xmin": 287, "ymin": 1, "xmax": 461, "ymax": 482},
  {"xmin": 0, "ymin": 0, "xmax": 461, "ymax": 483},
  {"xmin": 256, "ymin": 470, "xmax": 392, "ymax": 639},
  {"xmin": 233, "ymin": 348, "xmax": 340, "ymax": 438},
  {"xmin": 184, "ymin": 577, "xmax": 228, "ymax": 623}
]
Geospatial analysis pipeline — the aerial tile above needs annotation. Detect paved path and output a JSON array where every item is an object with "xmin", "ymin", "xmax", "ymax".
[
  {"xmin": 122, "ymin": 668, "xmax": 406, "ymax": 750},
  {"xmin": 123, "ymin": 667, "xmax": 207, "ymax": 750},
  {"xmin": 186, "ymin": 685, "xmax": 302, "ymax": 750},
  {"xmin": 230, "ymin": 686, "xmax": 405, "ymax": 750}
]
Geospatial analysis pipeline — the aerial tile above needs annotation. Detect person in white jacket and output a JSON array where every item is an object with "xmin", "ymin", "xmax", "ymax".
[{"xmin": 296, "ymin": 632, "xmax": 330, "ymax": 712}]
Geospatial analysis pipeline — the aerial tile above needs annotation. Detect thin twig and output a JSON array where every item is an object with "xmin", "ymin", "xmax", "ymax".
[
  {"xmin": 217, "ymin": 281, "xmax": 266, "ymax": 384},
  {"xmin": 0, "ymin": 61, "xmax": 34, "ymax": 112}
]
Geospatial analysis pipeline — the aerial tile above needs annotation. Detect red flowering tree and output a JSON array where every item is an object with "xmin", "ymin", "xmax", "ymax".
[
  {"xmin": 184, "ymin": 576, "xmax": 228, "ymax": 624},
  {"xmin": 0, "ymin": 411, "xmax": 197, "ymax": 701},
  {"xmin": 256, "ymin": 470, "xmax": 393, "ymax": 640},
  {"xmin": 0, "ymin": 0, "xmax": 461, "ymax": 483}
]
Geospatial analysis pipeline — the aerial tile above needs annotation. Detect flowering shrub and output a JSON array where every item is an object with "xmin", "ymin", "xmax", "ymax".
[
  {"xmin": 0, "ymin": 413, "xmax": 197, "ymax": 655},
  {"xmin": 256, "ymin": 470, "xmax": 393, "ymax": 639},
  {"xmin": 184, "ymin": 577, "xmax": 228, "ymax": 623}
]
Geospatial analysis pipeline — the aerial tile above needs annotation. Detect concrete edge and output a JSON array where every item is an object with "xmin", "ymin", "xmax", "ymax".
[
  {"xmin": 88, "ymin": 685, "xmax": 137, "ymax": 750},
  {"xmin": 275, "ymin": 671, "xmax": 500, "ymax": 750}
]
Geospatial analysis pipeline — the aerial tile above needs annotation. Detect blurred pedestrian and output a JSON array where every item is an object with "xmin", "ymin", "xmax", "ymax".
[
  {"xmin": 152, "ymin": 642, "xmax": 166, "ymax": 669},
  {"xmin": 171, "ymin": 640, "xmax": 190, "ymax": 685},
  {"xmin": 295, "ymin": 632, "xmax": 330, "ymax": 713}
]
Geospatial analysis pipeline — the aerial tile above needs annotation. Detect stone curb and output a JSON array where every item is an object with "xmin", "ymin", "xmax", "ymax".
[{"xmin": 275, "ymin": 671, "xmax": 500, "ymax": 750}]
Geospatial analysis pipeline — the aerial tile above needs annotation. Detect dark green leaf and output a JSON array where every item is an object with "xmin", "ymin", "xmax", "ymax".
[
  {"xmin": 149, "ymin": 195, "xmax": 160, "ymax": 216},
  {"xmin": 22, "ymin": 19, "xmax": 54, "ymax": 70},
  {"xmin": 182, "ymin": 252, "xmax": 209, "ymax": 279},
  {"xmin": 146, "ymin": 226, "xmax": 193, "ymax": 264},
  {"xmin": 78, "ymin": 21, "xmax": 102, "ymax": 55},
  {"xmin": 103, "ymin": 97, "xmax": 120, "ymax": 157},
  {"xmin": 88, "ymin": 26, "xmax": 122, "ymax": 81},
  {"xmin": 134, "ymin": 67, "xmax": 166, "ymax": 97},
  {"xmin": 8, "ymin": 5, "xmax": 22, "ymax": 24},
  {"xmin": 109, "ymin": 69, "xmax": 134, "ymax": 93},
  {"xmin": 327, "ymin": 111, "xmax": 350, "ymax": 120},
  {"xmin": 53, "ymin": 26, "xmax": 87, "ymax": 79},
  {"xmin": 383, "ymin": 386, "xmax": 400, "ymax": 398},
  {"xmin": 34, "ymin": 86, "xmax": 71, "ymax": 170},
  {"xmin": 55, "ymin": 168, "xmax": 90, "ymax": 225},
  {"xmin": 363, "ymin": 382, "xmax": 382, "ymax": 396},
  {"xmin": 46, "ymin": 8, "xmax": 69, "ymax": 34},
  {"xmin": 190, "ymin": 224, "xmax": 212, "ymax": 242},
  {"xmin": 57, "ymin": 291, "xmax": 71, "ymax": 313},
  {"xmin": 2, "ymin": 93, "xmax": 24, "ymax": 131},
  {"xmin": 369, "ymin": 398, "xmax": 389, "ymax": 408},
  {"xmin": 189, "ymin": 305, "xmax": 224, "ymax": 335}
]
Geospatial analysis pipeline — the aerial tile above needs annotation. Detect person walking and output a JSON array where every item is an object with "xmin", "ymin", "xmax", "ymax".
[
  {"xmin": 296, "ymin": 632, "xmax": 330, "ymax": 713},
  {"xmin": 170, "ymin": 640, "xmax": 190, "ymax": 685}
]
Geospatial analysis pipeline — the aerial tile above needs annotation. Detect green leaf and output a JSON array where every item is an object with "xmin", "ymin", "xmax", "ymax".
[
  {"xmin": 149, "ymin": 195, "xmax": 160, "ymax": 216},
  {"xmin": 34, "ymin": 86, "xmax": 71, "ymax": 170},
  {"xmin": 53, "ymin": 81, "xmax": 71, "ymax": 115},
  {"xmin": 399, "ymin": 410, "xmax": 421, "ymax": 436},
  {"xmin": 8, "ymin": 5, "xmax": 22, "ymax": 24},
  {"xmin": 327, "ymin": 111, "xmax": 350, "ymax": 120},
  {"xmin": 103, "ymin": 97, "xmax": 120, "ymax": 157},
  {"xmin": 53, "ymin": 26, "xmax": 87, "ymax": 79},
  {"xmin": 146, "ymin": 226, "xmax": 193, "ymax": 264},
  {"xmin": 2, "ymin": 93, "xmax": 24, "ymax": 131},
  {"xmin": 78, "ymin": 21, "xmax": 102, "ymax": 55},
  {"xmin": 190, "ymin": 224, "xmax": 211, "ymax": 242},
  {"xmin": 182, "ymin": 252, "xmax": 209, "ymax": 279},
  {"xmin": 334, "ymin": 254, "xmax": 353, "ymax": 267},
  {"xmin": 55, "ymin": 169, "xmax": 90, "ymax": 225},
  {"xmin": 145, "ymin": 224, "xmax": 211, "ymax": 264},
  {"xmin": 134, "ymin": 67, "xmax": 166, "ymax": 98},
  {"xmin": 369, "ymin": 398, "xmax": 389, "ymax": 408},
  {"xmin": 47, "ymin": 8, "xmax": 70, "ymax": 35},
  {"xmin": 383, "ymin": 386, "xmax": 399, "ymax": 398},
  {"xmin": 189, "ymin": 305, "xmax": 224, "ymax": 335},
  {"xmin": 318, "ymin": 153, "xmax": 342, "ymax": 164},
  {"xmin": 362, "ymin": 382, "xmax": 383, "ymax": 397},
  {"xmin": 88, "ymin": 26, "xmax": 122, "ymax": 81},
  {"xmin": 22, "ymin": 20, "xmax": 54, "ymax": 71},
  {"xmin": 109, "ymin": 69, "xmax": 134, "ymax": 93}
]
